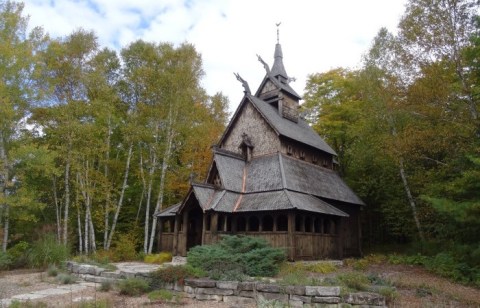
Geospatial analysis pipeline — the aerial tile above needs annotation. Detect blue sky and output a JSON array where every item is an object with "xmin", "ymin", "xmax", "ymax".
[{"xmin": 22, "ymin": 0, "xmax": 407, "ymax": 111}]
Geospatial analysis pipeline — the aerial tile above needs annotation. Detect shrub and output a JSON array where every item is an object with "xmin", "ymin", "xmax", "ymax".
[
  {"xmin": 7, "ymin": 241, "xmax": 30, "ymax": 268},
  {"xmin": 337, "ymin": 272, "xmax": 370, "ymax": 291},
  {"xmin": 0, "ymin": 252, "xmax": 12, "ymax": 270},
  {"xmin": 110, "ymin": 233, "xmax": 138, "ymax": 262},
  {"xmin": 117, "ymin": 278, "xmax": 150, "ymax": 296},
  {"xmin": 99, "ymin": 280, "xmax": 113, "ymax": 292},
  {"xmin": 144, "ymin": 252, "xmax": 172, "ymax": 264},
  {"xmin": 28, "ymin": 234, "xmax": 69, "ymax": 269},
  {"xmin": 56, "ymin": 273, "xmax": 76, "ymax": 284},
  {"xmin": 149, "ymin": 264, "xmax": 204, "ymax": 288},
  {"xmin": 47, "ymin": 264, "xmax": 59, "ymax": 277},
  {"xmin": 148, "ymin": 289, "xmax": 173, "ymax": 301},
  {"xmin": 187, "ymin": 235, "xmax": 285, "ymax": 279}
]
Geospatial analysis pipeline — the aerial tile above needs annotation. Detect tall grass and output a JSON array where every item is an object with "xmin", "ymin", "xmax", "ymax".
[{"xmin": 28, "ymin": 234, "xmax": 69, "ymax": 269}]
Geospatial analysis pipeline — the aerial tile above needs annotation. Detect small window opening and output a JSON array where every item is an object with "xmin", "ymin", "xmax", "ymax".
[
  {"xmin": 248, "ymin": 216, "xmax": 259, "ymax": 231},
  {"xmin": 237, "ymin": 217, "xmax": 247, "ymax": 232},
  {"xmin": 277, "ymin": 215, "xmax": 288, "ymax": 231},
  {"xmin": 262, "ymin": 215, "xmax": 274, "ymax": 231}
]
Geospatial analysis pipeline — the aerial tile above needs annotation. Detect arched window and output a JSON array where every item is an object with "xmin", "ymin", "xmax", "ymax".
[
  {"xmin": 248, "ymin": 216, "xmax": 259, "ymax": 231},
  {"xmin": 277, "ymin": 215, "xmax": 288, "ymax": 231},
  {"xmin": 262, "ymin": 215, "xmax": 274, "ymax": 232},
  {"xmin": 237, "ymin": 217, "xmax": 246, "ymax": 232},
  {"xmin": 305, "ymin": 216, "xmax": 312, "ymax": 233}
]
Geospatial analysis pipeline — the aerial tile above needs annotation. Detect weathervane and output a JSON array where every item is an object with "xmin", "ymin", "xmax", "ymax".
[{"xmin": 276, "ymin": 22, "xmax": 281, "ymax": 43}]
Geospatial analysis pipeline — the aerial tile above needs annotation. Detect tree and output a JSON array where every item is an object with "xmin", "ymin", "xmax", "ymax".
[{"xmin": 0, "ymin": 1, "xmax": 45, "ymax": 251}]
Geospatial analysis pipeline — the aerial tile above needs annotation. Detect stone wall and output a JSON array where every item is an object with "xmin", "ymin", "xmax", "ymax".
[
  {"xmin": 179, "ymin": 278, "xmax": 386, "ymax": 308},
  {"xmin": 66, "ymin": 262, "xmax": 386, "ymax": 308}
]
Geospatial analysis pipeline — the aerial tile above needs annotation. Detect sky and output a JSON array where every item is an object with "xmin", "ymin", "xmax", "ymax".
[{"xmin": 21, "ymin": 0, "xmax": 408, "ymax": 112}]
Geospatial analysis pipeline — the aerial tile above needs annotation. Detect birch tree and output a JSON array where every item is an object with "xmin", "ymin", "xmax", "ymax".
[{"xmin": 0, "ymin": 1, "xmax": 44, "ymax": 251}]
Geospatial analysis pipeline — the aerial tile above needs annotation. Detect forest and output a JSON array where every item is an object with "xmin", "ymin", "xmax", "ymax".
[{"xmin": 0, "ymin": 0, "xmax": 479, "ymax": 281}]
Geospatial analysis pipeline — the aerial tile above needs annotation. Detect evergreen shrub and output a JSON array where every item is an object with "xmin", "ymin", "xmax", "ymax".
[{"xmin": 187, "ymin": 235, "xmax": 285, "ymax": 279}]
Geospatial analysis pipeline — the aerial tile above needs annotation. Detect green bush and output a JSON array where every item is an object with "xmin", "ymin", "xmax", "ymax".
[
  {"xmin": 47, "ymin": 264, "xmax": 59, "ymax": 277},
  {"xmin": 150, "ymin": 264, "xmax": 205, "ymax": 288},
  {"xmin": 99, "ymin": 280, "xmax": 113, "ymax": 292},
  {"xmin": 187, "ymin": 235, "xmax": 285, "ymax": 279},
  {"xmin": 110, "ymin": 233, "xmax": 138, "ymax": 262},
  {"xmin": 7, "ymin": 241, "xmax": 30, "ymax": 268},
  {"xmin": 117, "ymin": 278, "xmax": 150, "ymax": 296},
  {"xmin": 337, "ymin": 272, "xmax": 370, "ymax": 291},
  {"xmin": 28, "ymin": 234, "xmax": 69, "ymax": 269},
  {"xmin": 0, "ymin": 252, "xmax": 12, "ymax": 270},
  {"xmin": 56, "ymin": 273, "xmax": 76, "ymax": 284}
]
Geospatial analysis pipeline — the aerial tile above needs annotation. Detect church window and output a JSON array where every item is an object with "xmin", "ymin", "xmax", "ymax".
[{"xmin": 287, "ymin": 145, "xmax": 293, "ymax": 155}]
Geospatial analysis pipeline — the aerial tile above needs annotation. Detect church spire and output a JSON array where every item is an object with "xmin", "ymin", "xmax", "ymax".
[{"xmin": 271, "ymin": 23, "xmax": 288, "ymax": 81}]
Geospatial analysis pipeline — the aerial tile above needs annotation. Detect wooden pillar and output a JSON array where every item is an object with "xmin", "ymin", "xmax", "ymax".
[
  {"xmin": 158, "ymin": 220, "xmax": 163, "ymax": 250},
  {"xmin": 337, "ymin": 218, "xmax": 344, "ymax": 259},
  {"xmin": 358, "ymin": 209, "xmax": 363, "ymax": 257},
  {"xmin": 201, "ymin": 213, "xmax": 206, "ymax": 245},
  {"xmin": 223, "ymin": 215, "xmax": 228, "ymax": 232},
  {"xmin": 211, "ymin": 213, "xmax": 218, "ymax": 242},
  {"xmin": 259, "ymin": 215, "xmax": 263, "ymax": 232},
  {"xmin": 181, "ymin": 210, "xmax": 188, "ymax": 256},
  {"xmin": 273, "ymin": 214, "xmax": 277, "ymax": 232},
  {"xmin": 173, "ymin": 215, "xmax": 180, "ymax": 255},
  {"xmin": 287, "ymin": 211, "xmax": 296, "ymax": 261}
]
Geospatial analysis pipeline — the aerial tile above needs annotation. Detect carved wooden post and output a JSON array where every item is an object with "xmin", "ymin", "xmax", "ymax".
[{"xmin": 288, "ymin": 211, "xmax": 295, "ymax": 260}]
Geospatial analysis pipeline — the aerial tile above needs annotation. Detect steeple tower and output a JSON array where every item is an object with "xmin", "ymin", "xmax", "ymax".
[{"xmin": 271, "ymin": 23, "xmax": 288, "ymax": 83}]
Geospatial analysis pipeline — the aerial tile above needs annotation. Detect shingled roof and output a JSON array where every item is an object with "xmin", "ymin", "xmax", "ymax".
[
  {"xmin": 208, "ymin": 150, "xmax": 363, "ymax": 205},
  {"xmin": 248, "ymin": 95, "xmax": 336, "ymax": 155}
]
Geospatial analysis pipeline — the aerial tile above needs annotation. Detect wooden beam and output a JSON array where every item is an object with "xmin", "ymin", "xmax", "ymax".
[
  {"xmin": 173, "ymin": 215, "xmax": 180, "ymax": 255},
  {"xmin": 287, "ymin": 211, "xmax": 295, "ymax": 261}
]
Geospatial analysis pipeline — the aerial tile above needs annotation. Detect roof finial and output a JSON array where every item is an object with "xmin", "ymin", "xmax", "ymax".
[{"xmin": 276, "ymin": 22, "xmax": 281, "ymax": 43}]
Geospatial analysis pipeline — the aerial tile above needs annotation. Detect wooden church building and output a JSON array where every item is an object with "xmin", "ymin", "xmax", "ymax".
[{"xmin": 157, "ymin": 37, "xmax": 364, "ymax": 260}]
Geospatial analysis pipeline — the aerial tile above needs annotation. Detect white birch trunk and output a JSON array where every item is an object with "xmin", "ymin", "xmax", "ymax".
[
  {"xmin": 52, "ymin": 176, "xmax": 62, "ymax": 243},
  {"xmin": 2, "ymin": 206, "xmax": 9, "ymax": 252},
  {"xmin": 399, "ymin": 158, "xmax": 425, "ymax": 241},
  {"xmin": 63, "ymin": 142, "xmax": 72, "ymax": 245},
  {"xmin": 77, "ymin": 205, "xmax": 83, "ymax": 254},
  {"xmin": 144, "ymin": 149, "xmax": 156, "ymax": 253},
  {"xmin": 103, "ymin": 115, "xmax": 112, "ymax": 249},
  {"xmin": 106, "ymin": 143, "xmax": 133, "ymax": 249},
  {"xmin": 0, "ymin": 134, "xmax": 10, "ymax": 252},
  {"xmin": 148, "ymin": 131, "xmax": 174, "ymax": 254}
]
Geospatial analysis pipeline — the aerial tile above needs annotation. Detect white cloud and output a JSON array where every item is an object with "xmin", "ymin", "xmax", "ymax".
[{"xmin": 22, "ymin": 0, "xmax": 407, "ymax": 112}]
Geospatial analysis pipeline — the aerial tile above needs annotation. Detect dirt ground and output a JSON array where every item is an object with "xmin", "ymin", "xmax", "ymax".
[{"xmin": 0, "ymin": 264, "xmax": 479, "ymax": 307}]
